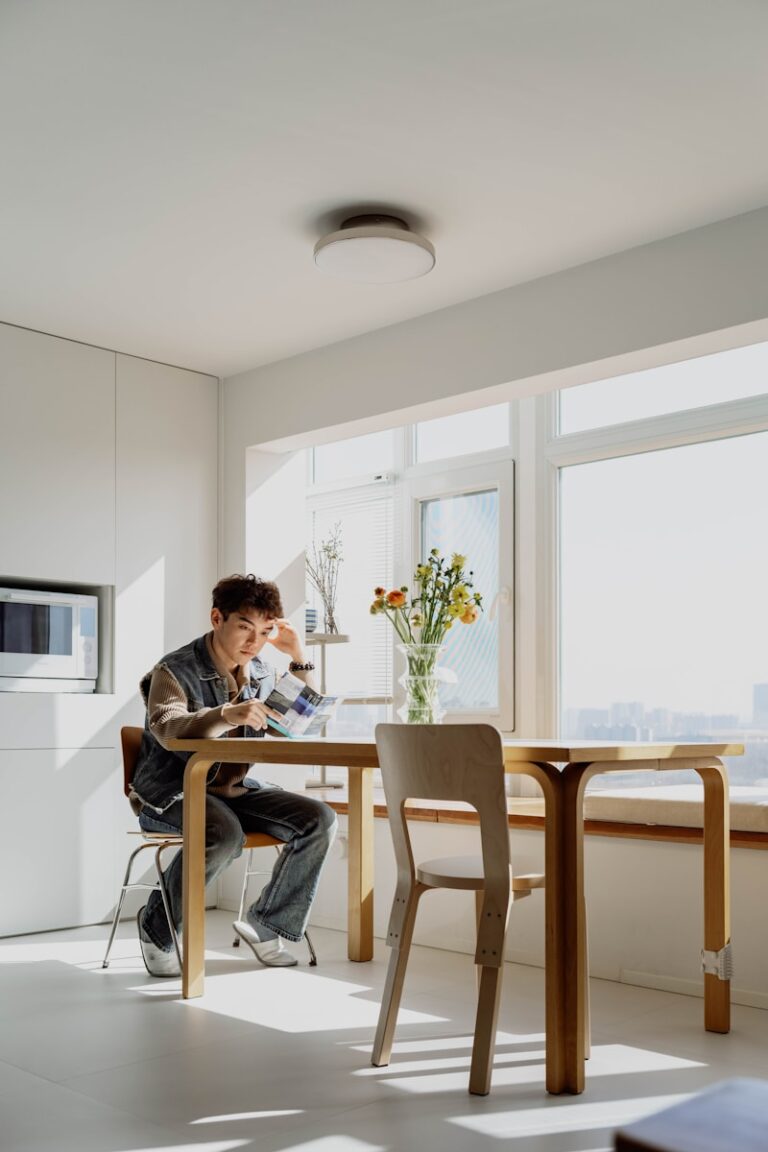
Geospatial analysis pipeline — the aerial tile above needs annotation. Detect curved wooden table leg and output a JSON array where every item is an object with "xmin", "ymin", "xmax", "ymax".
[
  {"xmin": 513, "ymin": 762, "xmax": 568, "ymax": 1095},
  {"xmin": 182, "ymin": 754, "xmax": 215, "ymax": 999},
  {"xmin": 695, "ymin": 758, "xmax": 731, "ymax": 1033},
  {"xmin": 347, "ymin": 764, "xmax": 374, "ymax": 961},
  {"xmin": 558, "ymin": 760, "xmax": 593, "ymax": 1095}
]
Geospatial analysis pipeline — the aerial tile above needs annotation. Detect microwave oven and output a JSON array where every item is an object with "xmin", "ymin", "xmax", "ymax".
[{"xmin": 0, "ymin": 587, "xmax": 98, "ymax": 692}]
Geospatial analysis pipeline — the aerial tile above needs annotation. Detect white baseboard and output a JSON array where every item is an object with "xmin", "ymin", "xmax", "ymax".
[{"xmin": 620, "ymin": 968, "xmax": 768, "ymax": 1010}]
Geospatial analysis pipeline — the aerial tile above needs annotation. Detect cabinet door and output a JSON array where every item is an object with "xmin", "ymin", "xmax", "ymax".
[
  {"xmin": 0, "ymin": 746, "xmax": 119, "ymax": 935},
  {"xmin": 0, "ymin": 324, "xmax": 115, "ymax": 584}
]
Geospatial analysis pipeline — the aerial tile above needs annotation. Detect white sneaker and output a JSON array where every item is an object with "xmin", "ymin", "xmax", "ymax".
[
  {"xmin": 137, "ymin": 907, "xmax": 181, "ymax": 978},
  {"xmin": 233, "ymin": 920, "xmax": 298, "ymax": 967}
]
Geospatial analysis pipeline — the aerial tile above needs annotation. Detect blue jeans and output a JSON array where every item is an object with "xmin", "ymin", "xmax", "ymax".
[{"xmin": 138, "ymin": 784, "xmax": 337, "ymax": 951}]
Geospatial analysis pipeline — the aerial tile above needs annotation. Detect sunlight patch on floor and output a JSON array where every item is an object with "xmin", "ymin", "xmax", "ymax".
[
  {"xmin": 449, "ymin": 1092, "xmax": 692, "ymax": 1139},
  {"xmin": 374, "ymin": 1044, "xmax": 704, "ymax": 1094},
  {"xmin": 191, "ymin": 1110, "xmax": 303, "ymax": 1125},
  {"xmin": 350, "ymin": 1030, "xmax": 545, "ymax": 1054},
  {"xmin": 182, "ymin": 969, "xmax": 446, "ymax": 1032}
]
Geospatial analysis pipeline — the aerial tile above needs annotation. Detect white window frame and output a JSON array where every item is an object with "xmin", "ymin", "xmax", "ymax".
[
  {"xmin": 547, "ymin": 386, "xmax": 768, "ymax": 743},
  {"xmin": 401, "ymin": 459, "xmax": 515, "ymax": 731}
]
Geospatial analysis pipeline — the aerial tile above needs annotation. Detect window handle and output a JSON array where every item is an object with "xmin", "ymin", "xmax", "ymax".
[{"xmin": 488, "ymin": 585, "xmax": 511, "ymax": 621}]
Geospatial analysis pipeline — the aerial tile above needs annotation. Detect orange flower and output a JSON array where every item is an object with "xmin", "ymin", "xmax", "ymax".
[
  {"xmin": 386, "ymin": 589, "xmax": 407, "ymax": 608},
  {"xmin": 374, "ymin": 586, "xmax": 386, "ymax": 597},
  {"xmin": 460, "ymin": 605, "xmax": 479, "ymax": 624}
]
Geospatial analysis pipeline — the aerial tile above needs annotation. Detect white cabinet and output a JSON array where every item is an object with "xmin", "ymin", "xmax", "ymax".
[
  {"xmin": 115, "ymin": 354, "xmax": 218, "ymax": 696},
  {"xmin": 0, "ymin": 324, "xmax": 115, "ymax": 585},
  {"xmin": 0, "ymin": 746, "xmax": 119, "ymax": 935}
]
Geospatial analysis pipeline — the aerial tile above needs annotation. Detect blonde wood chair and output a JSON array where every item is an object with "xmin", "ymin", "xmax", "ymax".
[
  {"xmin": 103, "ymin": 727, "xmax": 317, "ymax": 970},
  {"xmin": 102, "ymin": 726, "xmax": 183, "ymax": 969},
  {"xmin": 372, "ymin": 722, "xmax": 546, "ymax": 1096}
]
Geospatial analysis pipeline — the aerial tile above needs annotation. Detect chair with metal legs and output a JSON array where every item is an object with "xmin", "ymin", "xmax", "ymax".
[
  {"xmin": 103, "ymin": 726, "xmax": 318, "ymax": 969},
  {"xmin": 102, "ymin": 726, "xmax": 183, "ymax": 970}
]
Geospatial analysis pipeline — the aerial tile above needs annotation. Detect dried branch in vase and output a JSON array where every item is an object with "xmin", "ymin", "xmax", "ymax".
[{"xmin": 306, "ymin": 523, "xmax": 343, "ymax": 635}]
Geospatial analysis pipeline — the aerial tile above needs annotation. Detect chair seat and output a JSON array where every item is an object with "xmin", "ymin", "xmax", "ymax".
[
  {"xmin": 417, "ymin": 854, "xmax": 545, "ymax": 893},
  {"xmin": 243, "ymin": 832, "xmax": 282, "ymax": 849}
]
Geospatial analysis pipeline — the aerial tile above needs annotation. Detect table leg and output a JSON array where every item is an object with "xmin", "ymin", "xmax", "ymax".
[
  {"xmin": 525, "ymin": 763, "xmax": 570, "ymax": 1095},
  {"xmin": 696, "ymin": 759, "xmax": 731, "ymax": 1033},
  {"xmin": 182, "ymin": 755, "xmax": 214, "ymax": 999},
  {"xmin": 347, "ymin": 765, "xmax": 374, "ymax": 961},
  {"xmin": 558, "ymin": 761, "xmax": 592, "ymax": 1095}
]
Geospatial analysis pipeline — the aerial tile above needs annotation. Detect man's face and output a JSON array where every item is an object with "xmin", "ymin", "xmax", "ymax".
[{"xmin": 210, "ymin": 606, "xmax": 275, "ymax": 668}]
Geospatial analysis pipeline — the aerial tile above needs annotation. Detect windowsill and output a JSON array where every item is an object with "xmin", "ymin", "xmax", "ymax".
[{"xmin": 310, "ymin": 784, "xmax": 768, "ymax": 848}]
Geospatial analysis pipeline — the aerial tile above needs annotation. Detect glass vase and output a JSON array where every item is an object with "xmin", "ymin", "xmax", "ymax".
[{"xmin": 397, "ymin": 643, "xmax": 446, "ymax": 724}]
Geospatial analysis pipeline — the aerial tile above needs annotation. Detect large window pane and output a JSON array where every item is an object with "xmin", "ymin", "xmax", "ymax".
[
  {"xmin": 313, "ymin": 430, "xmax": 394, "ymax": 485},
  {"xmin": 307, "ymin": 490, "xmax": 393, "ymax": 700},
  {"xmin": 415, "ymin": 404, "xmax": 509, "ymax": 464},
  {"xmin": 559, "ymin": 432, "xmax": 768, "ymax": 787},
  {"xmin": 559, "ymin": 341, "xmax": 768, "ymax": 435},
  {"xmin": 420, "ymin": 488, "xmax": 499, "ymax": 712}
]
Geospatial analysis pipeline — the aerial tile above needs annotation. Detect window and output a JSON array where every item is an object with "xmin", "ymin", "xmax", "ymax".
[
  {"xmin": 415, "ymin": 403, "xmax": 510, "ymax": 464},
  {"xmin": 306, "ymin": 413, "xmax": 515, "ymax": 738},
  {"xmin": 559, "ymin": 340, "xmax": 768, "ymax": 435},
  {"xmin": 559, "ymin": 431, "xmax": 768, "ymax": 787},
  {"xmin": 312, "ymin": 430, "xmax": 394, "ymax": 485},
  {"xmin": 420, "ymin": 489, "xmax": 499, "ymax": 714},
  {"xmin": 307, "ymin": 482, "xmax": 394, "ymax": 705},
  {"xmin": 408, "ymin": 461, "xmax": 514, "ymax": 729}
]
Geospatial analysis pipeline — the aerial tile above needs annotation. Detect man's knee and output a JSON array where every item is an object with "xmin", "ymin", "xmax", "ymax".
[
  {"xmin": 314, "ymin": 800, "xmax": 338, "ymax": 840},
  {"xmin": 205, "ymin": 806, "xmax": 244, "ymax": 862}
]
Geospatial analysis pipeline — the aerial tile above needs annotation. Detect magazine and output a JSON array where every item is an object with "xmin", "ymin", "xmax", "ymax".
[{"xmin": 263, "ymin": 671, "xmax": 338, "ymax": 738}]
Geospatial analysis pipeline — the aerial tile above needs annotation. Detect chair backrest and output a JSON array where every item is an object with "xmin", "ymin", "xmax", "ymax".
[
  {"xmin": 375, "ymin": 723, "xmax": 511, "ymax": 957},
  {"xmin": 120, "ymin": 726, "xmax": 144, "ymax": 797}
]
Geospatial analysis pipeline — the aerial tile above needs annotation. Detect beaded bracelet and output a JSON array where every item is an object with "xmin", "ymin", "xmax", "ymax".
[{"xmin": 288, "ymin": 660, "xmax": 316, "ymax": 672}]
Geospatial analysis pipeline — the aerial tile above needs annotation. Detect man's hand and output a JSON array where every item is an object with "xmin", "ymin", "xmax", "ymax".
[
  {"xmin": 222, "ymin": 698, "xmax": 282, "ymax": 732},
  {"xmin": 268, "ymin": 618, "xmax": 304, "ymax": 662}
]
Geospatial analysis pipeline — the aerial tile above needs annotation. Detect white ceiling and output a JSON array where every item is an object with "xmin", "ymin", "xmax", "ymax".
[{"xmin": 2, "ymin": 0, "xmax": 768, "ymax": 378}]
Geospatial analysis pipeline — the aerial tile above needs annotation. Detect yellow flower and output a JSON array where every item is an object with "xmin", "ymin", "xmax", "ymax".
[
  {"xmin": 451, "ymin": 553, "xmax": 466, "ymax": 570},
  {"xmin": 411, "ymin": 612, "xmax": 423, "ymax": 627},
  {"xmin": 451, "ymin": 584, "xmax": 470, "ymax": 602},
  {"xmin": 448, "ymin": 602, "xmax": 463, "ymax": 618},
  {"xmin": 415, "ymin": 564, "xmax": 431, "ymax": 579}
]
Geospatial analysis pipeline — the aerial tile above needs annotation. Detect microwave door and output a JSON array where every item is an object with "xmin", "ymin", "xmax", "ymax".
[{"xmin": 0, "ymin": 595, "xmax": 77, "ymax": 678}]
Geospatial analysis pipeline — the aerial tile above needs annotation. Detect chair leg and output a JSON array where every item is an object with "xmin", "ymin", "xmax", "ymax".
[
  {"xmin": 474, "ymin": 889, "xmax": 483, "ymax": 992},
  {"xmin": 304, "ymin": 928, "xmax": 318, "ymax": 966},
  {"xmin": 102, "ymin": 841, "xmax": 159, "ymax": 969},
  {"xmin": 155, "ymin": 843, "xmax": 183, "ymax": 970},
  {"xmin": 372, "ymin": 886, "xmax": 423, "ymax": 1068},
  {"xmin": 469, "ymin": 964, "xmax": 504, "ymax": 1096},
  {"xmin": 232, "ymin": 848, "xmax": 254, "ymax": 947},
  {"xmin": 102, "ymin": 887, "xmax": 130, "ymax": 968}
]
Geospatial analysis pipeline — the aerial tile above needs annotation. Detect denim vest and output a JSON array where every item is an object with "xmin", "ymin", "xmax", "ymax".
[{"xmin": 131, "ymin": 634, "xmax": 276, "ymax": 814}]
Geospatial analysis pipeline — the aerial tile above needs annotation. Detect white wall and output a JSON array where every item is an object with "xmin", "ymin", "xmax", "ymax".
[
  {"xmin": 0, "ymin": 323, "xmax": 218, "ymax": 934},
  {"xmin": 221, "ymin": 205, "xmax": 768, "ymax": 574},
  {"xmin": 219, "ymin": 206, "xmax": 768, "ymax": 999}
]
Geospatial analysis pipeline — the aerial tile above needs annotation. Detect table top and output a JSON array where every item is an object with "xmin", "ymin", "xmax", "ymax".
[{"xmin": 167, "ymin": 735, "xmax": 744, "ymax": 767}]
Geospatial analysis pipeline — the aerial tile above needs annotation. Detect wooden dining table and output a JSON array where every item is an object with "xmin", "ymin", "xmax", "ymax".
[{"xmin": 166, "ymin": 735, "xmax": 742, "ymax": 1095}]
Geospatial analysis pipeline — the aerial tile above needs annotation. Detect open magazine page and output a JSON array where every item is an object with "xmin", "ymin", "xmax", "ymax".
[{"xmin": 264, "ymin": 671, "xmax": 338, "ymax": 738}]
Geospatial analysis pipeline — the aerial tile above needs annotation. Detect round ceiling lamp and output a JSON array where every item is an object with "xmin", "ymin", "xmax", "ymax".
[{"xmin": 313, "ymin": 214, "xmax": 435, "ymax": 283}]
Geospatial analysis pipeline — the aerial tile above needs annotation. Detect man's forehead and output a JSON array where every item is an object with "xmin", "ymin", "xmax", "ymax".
[{"xmin": 235, "ymin": 609, "xmax": 274, "ymax": 627}]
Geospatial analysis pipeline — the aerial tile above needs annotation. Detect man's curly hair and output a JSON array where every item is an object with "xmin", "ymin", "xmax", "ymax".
[{"xmin": 212, "ymin": 574, "xmax": 283, "ymax": 619}]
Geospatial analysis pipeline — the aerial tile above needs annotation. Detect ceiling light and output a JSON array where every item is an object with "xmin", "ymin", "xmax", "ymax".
[{"xmin": 313, "ymin": 214, "xmax": 435, "ymax": 283}]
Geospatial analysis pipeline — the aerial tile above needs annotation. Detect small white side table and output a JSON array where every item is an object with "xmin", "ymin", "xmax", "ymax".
[{"xmin": 304, "ymin": 632, "xmax": 349, "ymax": 788}]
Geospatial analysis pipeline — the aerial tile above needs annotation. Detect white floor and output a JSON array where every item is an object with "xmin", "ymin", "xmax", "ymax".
[{"xmin": 1, "ymin": 912, "xmax": 767, "ymax": 1152}]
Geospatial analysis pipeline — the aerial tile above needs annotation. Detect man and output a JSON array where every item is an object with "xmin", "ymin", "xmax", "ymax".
[{"xmin": 130, "ymin": 574, "xmax": 337, "ymax": 976}]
